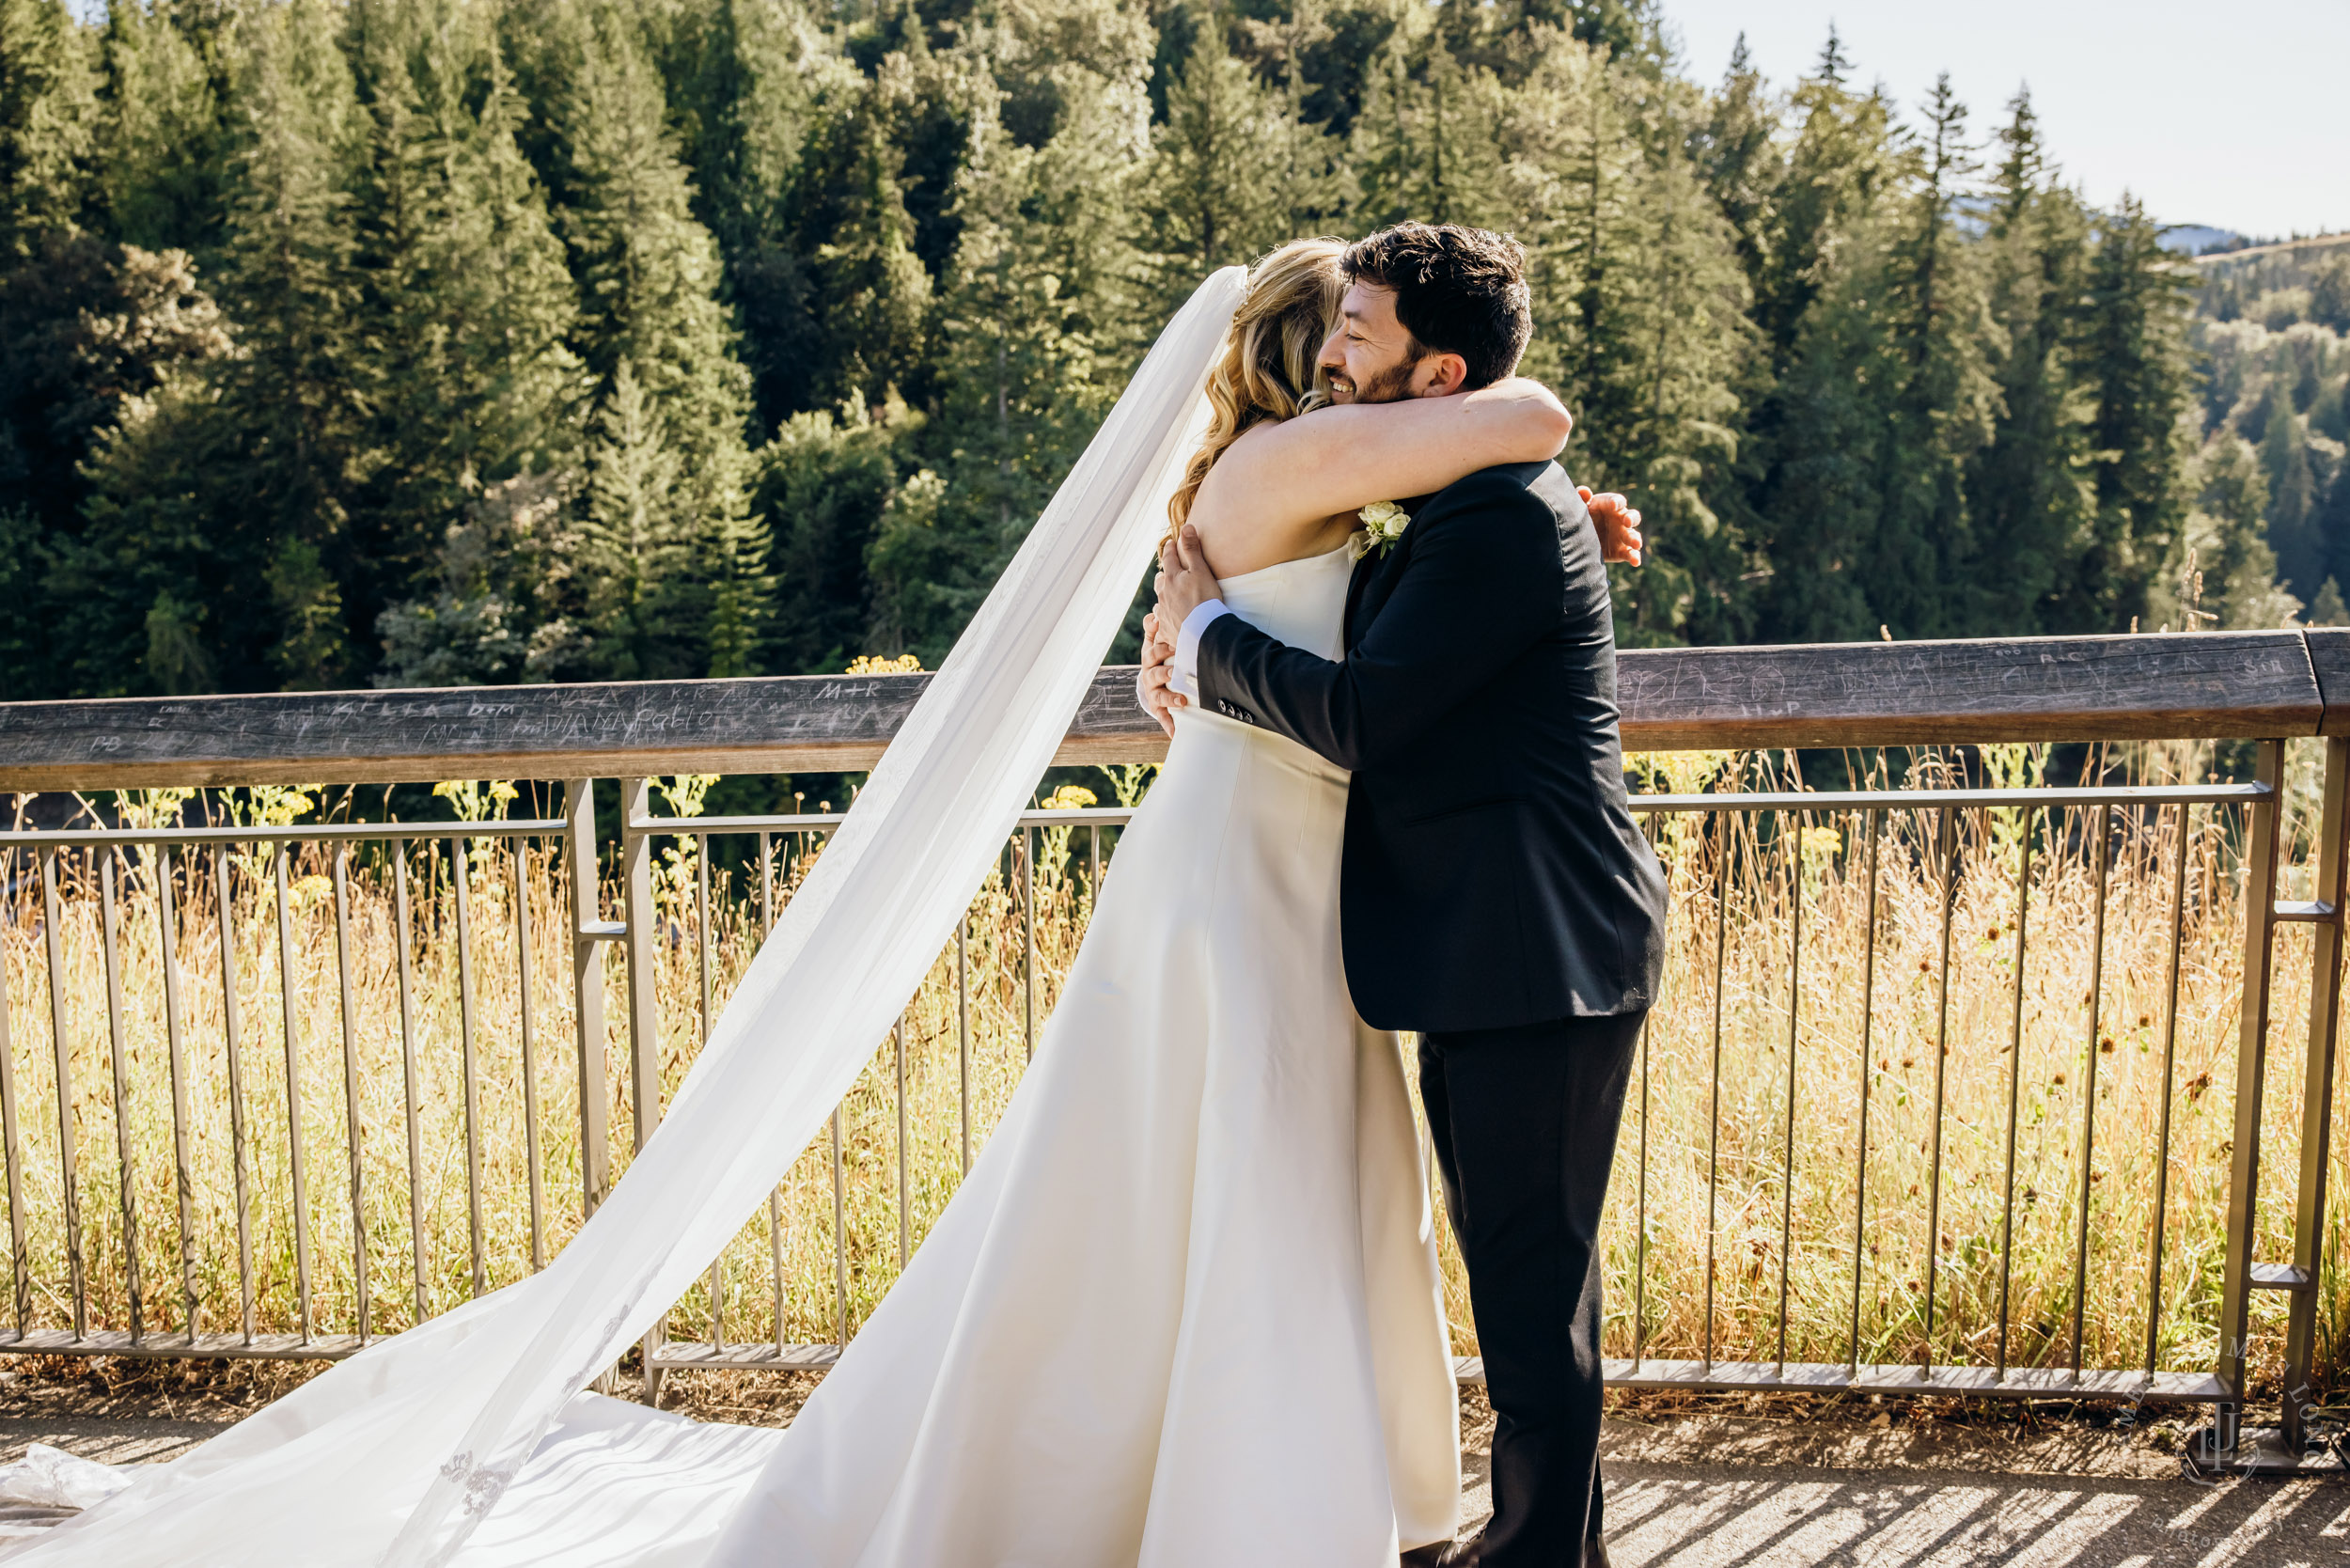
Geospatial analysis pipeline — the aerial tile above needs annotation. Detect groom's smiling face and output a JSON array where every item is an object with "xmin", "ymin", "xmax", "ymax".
[{"xmin": 1319, "ymin": 282, "xmax": 1457, "ymax": 405}]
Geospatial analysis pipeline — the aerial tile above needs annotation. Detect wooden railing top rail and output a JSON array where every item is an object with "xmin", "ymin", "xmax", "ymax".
[{"xmin": 3, "ymin": 629, "xmax": 2344, "ymax": 791}]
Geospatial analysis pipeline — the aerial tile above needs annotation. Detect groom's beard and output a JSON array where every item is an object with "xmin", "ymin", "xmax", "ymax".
[{"xmin": 1352, "ymin": 354, "xmax": 1423, "ymax": 404}]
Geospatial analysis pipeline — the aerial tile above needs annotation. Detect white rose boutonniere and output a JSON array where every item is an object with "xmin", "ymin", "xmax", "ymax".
[{"xmin": 1351, "ymin": 499, "xmax": 1412, "ymax": 561}]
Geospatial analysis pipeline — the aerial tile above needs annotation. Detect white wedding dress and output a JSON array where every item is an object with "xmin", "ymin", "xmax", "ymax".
[
  {"xmin": 695, "ymin": 541, "xmax": 1460, "ymax": 1566},
  {"xmin": 12, "ymin": 271, "xmax": 1457, "ymax": 1568}
]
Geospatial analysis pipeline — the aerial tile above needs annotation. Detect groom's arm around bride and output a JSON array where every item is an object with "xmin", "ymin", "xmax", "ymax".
[{"xmin": 1153, "ymin": 223, "xmax": 1666, "ymax": 1568}]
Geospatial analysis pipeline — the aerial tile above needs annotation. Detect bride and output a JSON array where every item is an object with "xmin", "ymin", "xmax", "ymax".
[
  {"xmin": 700, "ymin": 239, "xmax": 1588, "ymax": 1567},
  {"xmin": 16, "ymin": 246, "xmax": 1622, "ymax": 1568}
]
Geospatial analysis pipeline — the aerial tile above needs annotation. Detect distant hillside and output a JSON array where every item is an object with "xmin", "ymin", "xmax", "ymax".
[
  {"xmin": 2164, "ymin": 224, "xmax": 2246, "ymax": 255},
  {"xmin": 2186, "ymin": 232, "xmax": 2350, "ymax": 625},
  {"xmin": 2193, "ymin": 233, "xmax": 2350, "ymax": 270}
]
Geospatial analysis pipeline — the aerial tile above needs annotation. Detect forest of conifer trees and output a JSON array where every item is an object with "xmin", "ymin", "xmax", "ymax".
[{"xmin": 1, "ymin": 0, "xmax": 2343, "ymax": 699}]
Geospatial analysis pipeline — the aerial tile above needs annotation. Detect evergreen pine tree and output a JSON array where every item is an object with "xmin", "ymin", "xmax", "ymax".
[
  {"xmin": 1750, "ymin": 216, "xmax": 1890, "ymax": 642},
  {"xmin": 1696, "ymin": 34, "xmax": 1778, "ymax": 306},
  {"xmin": 1237, "ymin": 0, "xmax": 1347, "ymax": 241},
  {"xmin": 224, "ymin": 0, "xmax": 367, "ymax": 686},
  {"xmin": 1750, "ymin": 35, "xmax": 1888, "ymax": 370},
  {"xmin": 875, "ymin": 6, "xmax": 1153, "ymax": 664},
  {"xmin": 1136, "ymin": 5, "xmax": 1294, "ymax": 318},
  {"xmin": 352, "ymin": 12, "xmax": 587, "ymax": 683},
  {"xmin": 557, "ymin": 3, "xmax": 767, "ymax": 679},
  {"xmin": 1868, "ymin": 72, "xmax": 1997, "ymax": 637},
  {"xmin": 2258, "ymin": 377, "xmax": 2321, "ymax": 595},
  {"xmin": 578, "ymin": 357, "xmax": 691, "ymax": 678},
  {"xmin": 792, "ymin": 66, "xmax": 937, "ymax": 415},
  {"xmin": 1968, "ymin": 88, "xmax": 2095, "ymax": 633},
  {"xmin": 0, "ymin": 0, "xmax": 98, "ymax": 260},
  {"xmin": 2064, "ymin": 195, "xmax": 2196, "ymax": 630},
  {"xmin": 666, "ymin": 0, "xmax": 859, "ymax": 435},
  {"xmin": 98, "ymin": 0, "xmax": 234, "ymax": 259},
  {"xmin": 2308, "ymin": 574, "xmax": 2348, "ymax": 628},
  {"xmin": 1348, "ymin": 8, "xmax": 1509, "ymax": 232},
  {"xmin": 1507, "ymin": 30, "xmax": 1749, "ymax": 644},
  {"xmin": 2186, "ymin": 434, "xmax": 2297, "ymax": 628},
  {"xmin": 66, "ymin": 0, "xmax": 367, "ymax": 694}
]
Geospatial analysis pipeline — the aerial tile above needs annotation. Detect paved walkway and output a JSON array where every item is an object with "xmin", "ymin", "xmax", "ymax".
[
  {"xmin": 1442, "ymin": 1409, "xmax": 2350, "ymax": 1567},
  {"xmin": 1549, "ymin": 1463, "xmax": 2343, "ymax": 1566},
  {"xmin": 1, "ymin": 1379, "xmax": 2342, "ymax": 1564}
]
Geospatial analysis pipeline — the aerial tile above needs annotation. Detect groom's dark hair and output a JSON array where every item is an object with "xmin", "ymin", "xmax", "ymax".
[{"xmin": 1341, "ymin": 223, "xmax": 1532, "ymax": 390}]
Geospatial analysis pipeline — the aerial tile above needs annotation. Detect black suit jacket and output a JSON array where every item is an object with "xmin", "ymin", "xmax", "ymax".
[{"xmin": 1194, "ymin": 460, "xmax": 1667, "ymax": 1034}]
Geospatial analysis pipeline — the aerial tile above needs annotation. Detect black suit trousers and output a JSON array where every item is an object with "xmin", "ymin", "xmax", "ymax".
[{"xmin": 1418, "ymin": 1011, "xmax": 1643, "ymax": 1567}]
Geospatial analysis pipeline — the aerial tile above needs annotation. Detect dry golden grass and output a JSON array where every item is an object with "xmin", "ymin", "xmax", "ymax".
[{"xmin": 0, "ymin": 740, "xmax": 2343, "ymax": 1402}]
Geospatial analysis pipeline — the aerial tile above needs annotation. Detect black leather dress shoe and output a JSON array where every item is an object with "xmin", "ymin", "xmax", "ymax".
[{"xmin": 1403, "ymin": 1533, "xmax": 1608, "ymax": 1567}]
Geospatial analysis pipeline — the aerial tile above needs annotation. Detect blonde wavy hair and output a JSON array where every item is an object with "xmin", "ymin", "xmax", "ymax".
[{"xmin": 1165, "ymin": 238, "xmax": 1347, "ymax": 538}]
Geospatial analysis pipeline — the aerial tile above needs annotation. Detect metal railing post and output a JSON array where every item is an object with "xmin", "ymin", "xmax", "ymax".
[
  {"xmin": 563, "ymin": 781, "xmax": 612, "ymax": 1215},
  {"xmin": 2281, "ymin": 736, "xmax": 2348, "ymax": 1446},
  {"xmin": 619, "ymin": 778, "xmax": 662, "ymax": 1153},
  {"xmin": 618, "ymin": 777, "xmax": 664, "ymax": 1405},
  {"xmin": 2214, "ymin": 739, "xmax": 2286, "ymax": 1447}
]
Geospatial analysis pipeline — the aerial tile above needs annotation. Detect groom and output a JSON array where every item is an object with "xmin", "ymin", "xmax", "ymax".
[{"xmin": 1143, "ymin": 224, "xmax": 1667, "ymax": 1568}]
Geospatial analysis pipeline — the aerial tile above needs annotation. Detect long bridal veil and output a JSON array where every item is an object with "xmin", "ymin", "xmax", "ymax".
[{"xmin": 23, "ymin": 267, "xmax": 1249, "ymax": 1568}]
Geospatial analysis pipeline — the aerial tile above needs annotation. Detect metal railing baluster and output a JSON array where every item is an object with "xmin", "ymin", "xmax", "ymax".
[
  {"xmin": 1921, "ymin": 808, "xmax": 1957, "ymax": 1373},
  {"xmin": 1022, "ymin": 827, "xmax": 1037, "ymax": 1064},
  {"xmin": 2142, "ymin": 804, "xmax": 2189, "ymax": 1379},
  {"xmin": 453, "ymin": 840, "xmax": 485, "ymax": 1300},
  {"xmin": 515, "ymin": 846, "xmax": 545, "ymax": 1273},
  {"xmin": 699, "ymin": 841, "xmax": 721, "ymax": 1348},
  {"xmin": 2070, "ymin": 803, "xmax": 2113, "ymax": 1378},
  {"xmin": 272, "ymin": 847, "xmax": 312, "ymax": 1342},
  {"xmin": 1704, "ymin": 815, "xmax": 1726, "ymax": 1371},
  {"xmin": 214, "ymin": 848, "xmax": 254, "ymax": 1344},
  {"xmin": 831, "ymin": 1105, "xmax": 848, "ymax": 1347},
  {"xmin": 0, "ymin": 847, "xmax": 25, "ymax": 1335},
  {"xmin": 957, "ymin": 917, "xmax": 971, "ymax": 1178},
  {"xmin": 896, "ymin": 1020, "xmax": 910, "ymax": 1269},
  {"xmin": 38, "ymin": 846, "xmax": 84, "ymax": 1339},
  {"xmin": 158, "ymin": 848, "xmax": 197, "ymax": 1339},
  {"xmin": 392, "ymin": 841, "xmax": 429, "ymax": 1325},
  {"xmin": 332, "ymin": 847, "xmax": 368, "ymax": 1342},
  {"xmin": 1848, "ymin": 808, "xmax": 1881, "ymax": 1375},
  {"xmin": 769, "ymin": 1187, "xmax": 788, "ymax": 1355},
  {"xmin": 100, "ymin": 852, "xmax": 140, "ymax": 1342},
  {"xmin": 759, "ymin": 842, "xmax": 783, "ymax": 1354},
  {"xmin": 697, "ymin": 843, "xmax": 713, "ymax": 1049},
  {"xmin": 1997, "ymin": 813, "xmax": 2035, "ymax": 1378},
  {"xmin": 1776, "ymin": 812, "xmax": 1800, "ymax": 1376},
  {"xmin": 1633, "ymin": 1013, "xmax": 1649, "ymax": 1369}
]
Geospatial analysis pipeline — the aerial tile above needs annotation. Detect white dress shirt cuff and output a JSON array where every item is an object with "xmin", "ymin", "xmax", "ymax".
[{"xmin": 1169, "ymin": 599, "xmax": 1230, "ymax": 699}]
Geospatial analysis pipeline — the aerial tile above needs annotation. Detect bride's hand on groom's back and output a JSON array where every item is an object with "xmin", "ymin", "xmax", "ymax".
[{"xmin": 1136, "ymin": 609, "xmax": 1184, "ymax": 738}]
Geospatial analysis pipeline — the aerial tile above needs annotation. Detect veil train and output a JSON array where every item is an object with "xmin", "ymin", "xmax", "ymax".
[{"xmin": 18, "ymin": 267, "xmax": 1250, "ymax": 1568}]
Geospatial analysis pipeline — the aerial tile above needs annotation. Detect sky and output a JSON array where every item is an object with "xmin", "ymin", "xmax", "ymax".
[{"xmin": 1659, "ymin": 0, "xmax": 2350, "ymax": 243}]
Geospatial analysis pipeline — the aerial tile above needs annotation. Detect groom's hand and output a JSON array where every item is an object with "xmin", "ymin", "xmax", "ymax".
[
  {"xmin": 1155, "ymin": 525, "xmax": 1222, "ymax": 633},
  {"xmin": 1585, "ymin": 487, "xmax": 1643, "ymax": 566}
]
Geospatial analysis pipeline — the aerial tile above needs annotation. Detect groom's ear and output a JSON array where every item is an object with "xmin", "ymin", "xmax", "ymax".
[{"xmin": 1415, "ymin": 352, "xmax": 1472, "ymax": 399}]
